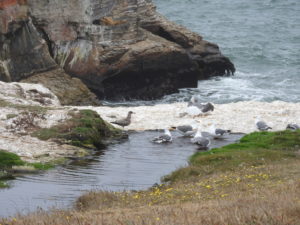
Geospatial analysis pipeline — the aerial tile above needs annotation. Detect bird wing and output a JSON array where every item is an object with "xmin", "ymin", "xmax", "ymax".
[
  {"xmin": 152, "ymin": 134, "xmax": 172, "ymax": 143},
  {"xmin": 177, "ymin": 125, "xmax": 193, "ymax": 133},
  {"xmin": 256, "ymin": 121, "xmax": 269, "ymax": 130},
  {"xmin": 191, "ymin": 137, "xmax": 210, "ymax": 146},
  {"xmin": 215, "ymin": 129, "xmax": 226, "ymax": 136}
]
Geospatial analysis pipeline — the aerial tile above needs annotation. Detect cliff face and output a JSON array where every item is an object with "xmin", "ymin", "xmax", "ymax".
[{"xmin": 0, "ymin": 0, "xmax": 235, "ymax": 101}]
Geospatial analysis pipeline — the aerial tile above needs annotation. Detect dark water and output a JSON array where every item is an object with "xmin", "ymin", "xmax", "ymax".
[{"xmin": 0, "ymin": 131, "xmax": 243, "ymax": 217}]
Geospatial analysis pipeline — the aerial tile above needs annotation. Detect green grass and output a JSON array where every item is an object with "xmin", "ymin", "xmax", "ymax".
[
  {"xmin": 164, "ymin": 130, "xmax": 300, "ymax": 182},
  {"xmin": 0, "ymin": 150, "xmax": 25, "ymax": 169},
  {"xmin": 0, "ymin": 181, "xmax": 8, "ymax": 188},
  {"xmin": 0, "ymin": 150, "xmax": 58, "ymax": 188},
  {"xmin": 32, "ymin": 109, "xmax": 123, "ymax": 149}
]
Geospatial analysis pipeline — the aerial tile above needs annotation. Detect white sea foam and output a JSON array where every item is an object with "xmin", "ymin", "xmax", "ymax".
[{"xmin": 77, "ymin": 101, "xmax": 300, "ymax": 134}]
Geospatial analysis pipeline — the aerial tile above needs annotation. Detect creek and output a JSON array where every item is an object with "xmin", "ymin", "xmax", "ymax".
[{"xmin": 0, "ymin": 131, "xmax": 243, "ymax": 217}]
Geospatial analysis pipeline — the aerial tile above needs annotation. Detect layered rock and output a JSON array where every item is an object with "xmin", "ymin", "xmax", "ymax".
[
  {"xmin": 0, "ymin": 0, "xmax": 235, "ymax": 101},
  {"xmin": 0, "ymin": 0, "xmax": 98, "ymax": 105}
]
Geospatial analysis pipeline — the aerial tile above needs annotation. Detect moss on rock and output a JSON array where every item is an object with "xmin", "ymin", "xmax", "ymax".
[{"xmin": 32, "ymin": 109, "xmax": 123, "ymax": 149}]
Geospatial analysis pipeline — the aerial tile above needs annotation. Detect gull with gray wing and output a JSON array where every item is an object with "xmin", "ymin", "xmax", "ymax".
[
  {"xmin": 111, "ymin": 111, "xmax": 135, "ymax": 128},
  {"xmin": 255, "ymin": 118, "xmax": 272, "ymax": 131},
  {"xmin": 286, "ymin": 123, "xmax": 300, "ymax": 130},
  {"xmin": 191, "ymin": 127, "xmax": 211, "ymax": 150},
  {"xmin": 172, "ymin": 125, "xmax": 196, "ymax": 137},
  {"xmin": 208, "ymin": 125, "xmax": 231, "ymax": 139},
  {"xmin": 152, "ymin": 129, "xmax": 173, "ymax": 144}
]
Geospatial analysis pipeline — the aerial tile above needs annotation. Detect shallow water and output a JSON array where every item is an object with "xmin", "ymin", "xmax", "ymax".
[{"xmin": 0, "ymin": 131, "xmax": 243, "ymax": 217}]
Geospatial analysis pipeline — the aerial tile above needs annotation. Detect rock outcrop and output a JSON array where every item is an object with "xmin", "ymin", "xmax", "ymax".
[
  {"xmin": 0, "ymin": 81, "xmax": 120, "ymax": 163},
  {"xmin": 0, "ymin": 0, "xmax": 235, "ymax": 101}
]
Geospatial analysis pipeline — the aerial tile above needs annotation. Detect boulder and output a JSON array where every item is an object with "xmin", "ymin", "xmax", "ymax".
[
  {"xmin": 21, "ymin": 69, "xmax": 99, "ymax": 106},
  {"xmin": 0, "ymin": 0, "xmax": 235, "ymax": 101}
]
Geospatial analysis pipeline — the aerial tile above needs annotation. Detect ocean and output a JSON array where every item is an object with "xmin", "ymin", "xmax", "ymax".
[{"xmin": 151, "ymin": 0, "xmax": 300, "ymax": 104}]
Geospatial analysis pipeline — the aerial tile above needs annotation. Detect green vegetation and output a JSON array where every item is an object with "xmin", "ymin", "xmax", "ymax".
[
  {"xmin": 0, "ymin": 181, "xmax": 8, "ymax": 188},
  {"xmin": 32, "ymin": 109, "xmax": 123, "ymax": 149},
  {"xmin": 0, "ymin": 150, "xmax": 55, "ymax": 171},
  {"xmin": 0, "ymin": 99, "xmax": 48, "ymax": 114},
  {"xmin": 164, "ymin": 130, "xmax": 300, "ymax": 182},
  {"xmin": 6, "ymin": 114, "xmax": 18, "ymax": 119},
  {"xmin": 0, "ymin": 150, "xmax": 56, "ymax": 188},
  {"xmin": 0, "ymin": 150, "xmax": 25, "ymax": 169}
]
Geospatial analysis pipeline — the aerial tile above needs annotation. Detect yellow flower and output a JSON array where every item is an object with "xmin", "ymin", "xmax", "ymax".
[
  {"xmin": 165, "ymin": 188, "xmax": 173, "ymax": 192},
  {"xmin": 205, "ymin": 185, "xmax": 212, "ymax": 189},
  {"xmin": 156, "ymin": 217, "xmax": 160, "ymax": 221}
]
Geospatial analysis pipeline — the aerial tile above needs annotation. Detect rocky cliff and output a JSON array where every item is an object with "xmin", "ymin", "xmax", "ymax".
[{"xmin": 0, "ymin": 0, "xmax": 235, "ymax": 101}]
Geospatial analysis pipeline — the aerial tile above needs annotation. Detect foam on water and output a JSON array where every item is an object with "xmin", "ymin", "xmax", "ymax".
[
  {"xmin": 152, "ymin": 0, "xmax": 300, "ymax": 104},
  {"xmin": 78, "ymin": 101, "xmax": 300, "ymax": 134}
]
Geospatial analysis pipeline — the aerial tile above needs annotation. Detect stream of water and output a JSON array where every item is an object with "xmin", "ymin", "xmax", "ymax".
[{"xmin": 0, "ymin": 131, "xmax": 243, "ymax": 217}]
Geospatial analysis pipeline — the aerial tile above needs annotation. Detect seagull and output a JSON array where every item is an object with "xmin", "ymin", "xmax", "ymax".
[
  {"xmin": 208, "ymin": 125, "xmax": 231, "ymax": 139},
  {"xmin": 172, "ymin": 125, "xmax": 196, "ymax": 137},
  {"xmin": 188, "ymin": 95, "xmax": 202, "ymax": 107},
  {"xmin": 255, "ymin": 118, "xmax": 272, "ymax": 131},
  {"xmin": 186, "ymin": 97, "xmax": 214, "ymax": 116},
  {"xmin": 152, "ymin": 129, "xmax": 173, "ymax": 144},
  {"xmin": 111, "ymin": 111, "xmax": 135, "ymax": 128},
  {"xmin": 191, "ymin": 127, "xmax": 211, "ymax": 150},
  {"xmin": 286, "ymin": 123, "xmax": 300, "ymax": 130}
]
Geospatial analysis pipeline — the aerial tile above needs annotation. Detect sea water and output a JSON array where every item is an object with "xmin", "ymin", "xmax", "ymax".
[{"xmin": 148, "ymin": 0, "xmax": 300, "ymax": 104}]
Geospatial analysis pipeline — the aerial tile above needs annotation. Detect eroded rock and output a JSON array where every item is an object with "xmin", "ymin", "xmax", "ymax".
[{"xmin": 0, "ymin": 0, "xmax": 235, "ymax": 100}]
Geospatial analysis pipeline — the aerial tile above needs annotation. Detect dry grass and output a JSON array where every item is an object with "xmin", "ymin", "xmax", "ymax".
[{"xmin": 2, "ymin": 160, "xmax": 299, "ymax": 225}]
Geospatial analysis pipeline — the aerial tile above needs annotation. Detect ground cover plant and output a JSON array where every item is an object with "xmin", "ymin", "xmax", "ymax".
[
  {"xmin": 32, "ymin": 109, "xmax": 123, "ymax": 149},
  {"xmin": 0, "ymin": 150, "xmax": 55, "ymax": 188}
]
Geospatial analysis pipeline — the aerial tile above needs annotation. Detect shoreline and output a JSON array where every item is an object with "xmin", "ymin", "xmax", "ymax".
[{"xmin": 77, "ymin": 100, "xmax": 300, "ymax": 134}]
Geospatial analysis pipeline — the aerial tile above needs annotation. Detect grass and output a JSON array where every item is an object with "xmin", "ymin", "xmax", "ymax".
[
  {"xmin": 0, "ymin": 150, "xmax": 25, "ymax": 169},
  {"xmin": 0, "ymin": 150, "xmax": 57, "ymax": 188},
  {"xmin": 164, "ymin": 130, "xmax": 300, "ymax": 182},
  {"xmin": 1, "ymin": 130, "xmax": 299, "ymax": 224},
  {"xmin": 0, "ymin": 181, "xmax": 8, "ymax": 188},
  {"xmin": 32, "ymin": 109, "xmax": 123, "ymax": 149}
]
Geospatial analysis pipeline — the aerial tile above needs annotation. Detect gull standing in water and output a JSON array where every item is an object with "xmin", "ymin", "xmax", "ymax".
[
  {"xmin": 208, "ymin": 125, "xmax": 231, "ymax": 139},
  {"xmin": 191, "ymin": 127, "xmax": 211, "ymax": 150},
  {"xmin": 255, "ymin": 117, "xmax": 272, "ymax": 131},
  {"xmin": 111, "ymin": 111, "xmax": 135, "ymax": 128},
  {"xmin": 172, "ymin": 125, "xmax": 196, "ymax": 137},
  {"xmin": 152, "ymin": 129, "xmax": 173, "ymax": 144}
]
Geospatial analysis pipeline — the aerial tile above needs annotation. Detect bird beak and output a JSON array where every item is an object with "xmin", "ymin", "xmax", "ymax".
[{"xmin": 169, "ymin": 127, "xmax": 176, "ymax": 131}]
